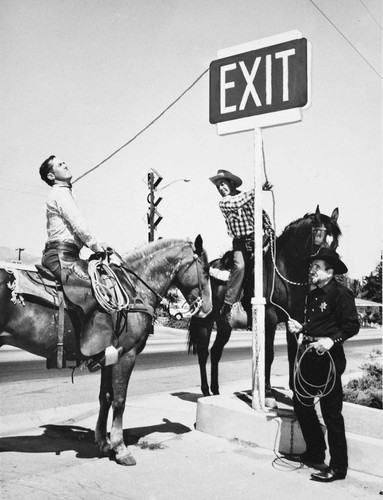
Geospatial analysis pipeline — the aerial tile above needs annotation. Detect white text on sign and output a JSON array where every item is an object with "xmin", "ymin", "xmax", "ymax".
[
  {"xmin": 220, "ymin": 49, "xmax": 296, "ymax": 113},
  {"xmin": 209, "ymin": 38, "xmax": 308, "ymax": 124}
]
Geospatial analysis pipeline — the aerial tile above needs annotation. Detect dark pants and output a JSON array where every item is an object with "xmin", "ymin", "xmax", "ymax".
[
  {"xmin": 293, "ymin": 347, "xmax": 348, "ymax": 474},
  {"xmin": 42, "ymin": 242, "xmax": 112, "ymax": 358},
  {"xmin": 42, "ymin": 242, "xmax": 80, "ymax": 281},
  {"xmin": 224, "ymin": 237, "xmax": 252, "ymax": 306}
]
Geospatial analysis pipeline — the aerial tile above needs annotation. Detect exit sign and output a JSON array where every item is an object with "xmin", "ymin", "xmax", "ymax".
[{"xmin": 209, "ymin": 32, "xmax": 310, "ymax": 131}]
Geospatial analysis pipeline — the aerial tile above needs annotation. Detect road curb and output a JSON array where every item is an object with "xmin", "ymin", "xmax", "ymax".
[{"xmin": 196, "ymin": 388, "xmax": 383, "ymax": 479}]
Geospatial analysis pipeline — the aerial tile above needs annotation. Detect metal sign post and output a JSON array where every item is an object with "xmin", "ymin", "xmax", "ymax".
[
  {"xmin": 251, "ymin": 127, "xmax": 266, "ymax": 410},
  {"xmin": 209, "ymin": 30, "xmax": 311, "ymax": 412}
]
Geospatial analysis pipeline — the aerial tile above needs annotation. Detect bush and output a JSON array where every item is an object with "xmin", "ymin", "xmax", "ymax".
[{"xmin": 343, "ymin": 349, "xmax": 382, "ymax": 409}]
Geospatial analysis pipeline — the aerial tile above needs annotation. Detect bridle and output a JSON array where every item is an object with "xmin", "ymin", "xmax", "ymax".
[
  {"xmin": 268, "ymin": 225, "xmax": 336, "ymax": 321},
  {"xmin": 270, "ymin": 226, "xmax": 336, "ymax": 288},
  {"xmin": 116, "ymin": 242, "xmax": 207, "ymax": 317},
  {"xmin": 171, "ymin": 243, "xmax": 207, "ymax": 316}
]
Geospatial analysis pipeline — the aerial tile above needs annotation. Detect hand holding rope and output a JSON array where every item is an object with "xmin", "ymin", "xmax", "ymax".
[
  {"xmin": 287, "ymin": 318, "xmax": 337, "ymax": 406},
  {"xmin": 88, "ymin": 250, "xmax": 130, "ymax": 314}
]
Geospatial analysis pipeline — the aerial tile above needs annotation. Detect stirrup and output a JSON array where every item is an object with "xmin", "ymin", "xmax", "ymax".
[{"xmin": 87, "ymin": 346, "xmax": 123, "ymax": 373}]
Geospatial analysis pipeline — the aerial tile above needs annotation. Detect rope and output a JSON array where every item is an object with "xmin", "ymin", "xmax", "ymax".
[
  {"xmin": 73, "ymin": 68, "xmax": 209, "ymax": 184},
  {"xmin": 260, "ymin": 127, "xmax": 337, "ymax": 415},
  {"xmin": 260, "ymin": 143, "xmax": 294, "ymax": 321},
  {"xmin": 88, "ymin": 259, "xmax": 130, "ymax": 314},
  {"xmin": 293, "ymin": 341, "xmax": 336, "ymax": 406}
]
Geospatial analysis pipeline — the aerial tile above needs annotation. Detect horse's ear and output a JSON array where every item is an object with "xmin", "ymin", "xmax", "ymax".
[
  {"xmin": 315, "ymin": 205, "xmax": 321, "ymax": 223},
  {"xmin": 331, "ymin": 207, "xmax": 339, "ymax": 222},
  {"xmin": 194, "ymin": 235, "xmax": 203, "ymax": 256}
]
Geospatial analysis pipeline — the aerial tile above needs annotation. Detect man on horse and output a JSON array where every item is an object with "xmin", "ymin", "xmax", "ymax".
[
  {"xmin": 209, "ymin": 169, "xmax": 272, "ymax": 320},
  {"xmin": 39, "ymin": 155, "xmax": 121, "ymax": 370}
]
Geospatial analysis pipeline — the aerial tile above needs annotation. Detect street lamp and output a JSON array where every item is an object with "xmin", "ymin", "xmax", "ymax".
[
  {"xmin": 156, "ymin": 178, "xmax": 191, "ymax": 192},
  {"xmin": 147, "ymin": 172, "xmax": 191, "ymax": 242}
]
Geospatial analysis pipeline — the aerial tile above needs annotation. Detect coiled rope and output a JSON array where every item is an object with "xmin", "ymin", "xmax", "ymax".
[
  {"xmin": 293, "ymin": 341, "xmax": 337, "ymax": 407},
  {"xmin": 88, "ymin": 258, "xmax": 130, "ymax": 314}
]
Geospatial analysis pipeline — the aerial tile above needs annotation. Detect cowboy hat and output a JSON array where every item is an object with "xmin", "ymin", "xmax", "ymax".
[
  {"xmin": 308, "ymin": 247, "xmax": 348, "ymax": 274},
  {"xmin": 209, "ymin": 169, "xmax": 242, "ymax": 188}
]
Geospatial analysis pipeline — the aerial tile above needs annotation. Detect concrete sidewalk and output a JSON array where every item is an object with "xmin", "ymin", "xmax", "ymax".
[{"xmin": 0, "ymin": 379, "xmax": 382, "ymax": 500}]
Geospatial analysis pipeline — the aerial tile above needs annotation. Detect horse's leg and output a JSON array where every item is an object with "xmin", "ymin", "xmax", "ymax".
[
  {"xmin": 189, "ymin": 317, "xmax": 214, "ymax": 396},
  {"xmin": 197, "ymin": 333, "xmax": 212, "ymax": 397},
  {"xmin": 265, "ymin": 307, "xmax": 278, "ymax": 408},
  {"xmin": 95, "ymin": 365, "xmax": 113, "ymax": 455},
  {"xmin": 210, "ymin": 318, "xmax": 232, "ymax": 395},
  {"xmin": 196, "ymin": 321, "xmax": 214, "ymax": 396},
  {"xmin": 109, "ymin": 351, "xmax": 137, "ymax": 466}
]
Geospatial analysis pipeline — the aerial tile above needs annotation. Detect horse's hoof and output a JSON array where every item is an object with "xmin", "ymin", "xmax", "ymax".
[
  {"xmin": 97, "ymin": 441, "xmax": 111, "ymax": 456},
  {"xmin": 265, "ymin": 396, "xmax": 278, "ymax": 409},
  {"xmin": 116, "ymin": 451, "xmax": 136, "ymax": 466}
]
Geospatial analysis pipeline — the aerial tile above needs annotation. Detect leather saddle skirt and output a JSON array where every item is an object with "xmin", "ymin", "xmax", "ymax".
[{"xmin": 9, "ymin": 265, "xmax": 112, "ymax": 357}]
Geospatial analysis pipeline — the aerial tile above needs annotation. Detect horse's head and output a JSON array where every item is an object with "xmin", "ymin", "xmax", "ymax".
[
  {"xmin": 311, "ymin": 205, "xmax": 341, "ymax": 252},
  {"xmin": 173, "ymin": 235, "xmax": 212, "ymax": 319},
  {"xmin": 278, "ymin": 206, "xmax": 341, "ymax": 263}
]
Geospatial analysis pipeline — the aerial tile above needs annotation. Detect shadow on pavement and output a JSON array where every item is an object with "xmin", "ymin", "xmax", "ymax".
[
  {"xmin": 0, "ymin": 418, "xmax": 191, "ymax": 459},
  {"xmin": 171, "ymin": 391, "xmax": 205, "ymax": 403},
  {"xmin": 0, "ymin": 424, "xmax": 98, "ymax": 458}
]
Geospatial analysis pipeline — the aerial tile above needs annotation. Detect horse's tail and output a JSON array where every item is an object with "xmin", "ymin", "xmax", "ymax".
[
  {"xmin": 187, "ymin": 315, "xmax": 213, "ymax": 355},
  {"xmin": 187, "ymin": 316, "xmax": 200, "ymax": 355}
]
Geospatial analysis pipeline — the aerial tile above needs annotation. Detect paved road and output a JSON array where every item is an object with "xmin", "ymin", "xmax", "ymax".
[
  {"xmin": 0, "ymin": 326, "xmax": 380, "ymax": 416},
  {"xmin": 0, "ymin": 327, "xmax": 381, "ymax": 499}
]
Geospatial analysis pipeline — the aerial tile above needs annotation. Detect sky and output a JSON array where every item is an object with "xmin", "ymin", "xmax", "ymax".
[{"xmin": 1, "ymin": 0, "xmax": 381, "ymax": 280}]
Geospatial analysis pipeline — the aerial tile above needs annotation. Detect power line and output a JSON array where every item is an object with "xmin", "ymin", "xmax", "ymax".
[
  {"xmin": 73, "ymin": 68, "xmax": 209, "ymax": 184},
  {"xmin": 358, "ymin": 0, "xmax": 382, "ymax": 29},
  {"xmin": 308, "ymin": 0, "xmax": 381, "ymax": 79}
]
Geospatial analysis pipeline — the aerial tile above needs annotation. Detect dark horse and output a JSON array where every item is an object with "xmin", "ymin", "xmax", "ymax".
[
  {"xmin": 0, "ymin": 236, "xmax": 212, "ymax": 465},
  {"xmin": 188, "ymin": 207, "xmax": 341, "ymax": 406}
]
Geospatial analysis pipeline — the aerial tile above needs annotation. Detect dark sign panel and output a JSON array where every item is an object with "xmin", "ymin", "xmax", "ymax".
[{"xmin": 209, "ymin": 38, "xmax": 308, "ymax": 124}]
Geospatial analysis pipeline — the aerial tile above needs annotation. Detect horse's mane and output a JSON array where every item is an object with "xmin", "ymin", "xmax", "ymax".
[
  {"xmin": 123, "ymin": 238, "xmax": 187, "ymax": 263},
  {"xmin": 277, "ymin": 211, "xmax": 341, "ymax": 245},
  {"xmin": 276, "ymin": 213, "xmax": 313, "ymax": 245}
]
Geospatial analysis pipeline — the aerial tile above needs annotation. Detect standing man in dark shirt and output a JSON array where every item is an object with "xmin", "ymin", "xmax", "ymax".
[{"xmin": 287, "ymin": 247, "xmax": 360, "ymax": 482}]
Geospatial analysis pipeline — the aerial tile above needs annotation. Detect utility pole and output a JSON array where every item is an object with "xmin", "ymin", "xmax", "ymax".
[
  {"xmin": 147, "ymin": 169, "xmax": 163, "ymax": 242},
  {"xmin": 15, "ymin": 248, "xmax": 25, "ymax": 263}
]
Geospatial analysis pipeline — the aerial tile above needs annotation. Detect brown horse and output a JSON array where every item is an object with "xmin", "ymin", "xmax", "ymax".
[
  {"xmin": 0, "ymin": 236, "xmax": 212, "ymax": 465},
  {"xmin": 188, "ymin": 207, "xmax": 341, "ymax": 406}
]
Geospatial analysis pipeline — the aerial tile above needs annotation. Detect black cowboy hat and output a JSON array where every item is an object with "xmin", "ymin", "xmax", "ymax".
[
  {"xmin": 308, "ymin": 247, "xmax": 348, "ymax": 274},
  {"xmin": 209, "ymin": 169, "xmax": 243, "ymax": 188}
]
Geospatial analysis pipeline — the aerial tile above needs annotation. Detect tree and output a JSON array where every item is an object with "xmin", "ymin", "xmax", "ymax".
[{"xmin": 361, "ymin": 255, "xmax": 382, "ymax": 304}]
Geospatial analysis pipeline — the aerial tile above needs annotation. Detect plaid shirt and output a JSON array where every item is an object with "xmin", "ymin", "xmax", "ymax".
[{"xmin": 219, "ymin": 188, "xmax": 254, "ymax": 239}]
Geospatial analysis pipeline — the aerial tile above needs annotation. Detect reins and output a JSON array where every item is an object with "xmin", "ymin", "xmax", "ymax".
[{"xmin": 113, "ymin": 242, "xmax": 205, "ymax": 316}]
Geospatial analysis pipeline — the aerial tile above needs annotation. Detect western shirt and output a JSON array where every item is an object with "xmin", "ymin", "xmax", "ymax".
[
  {"xmin": 45, "ymin": 184, "xmax": 100, "ymax": 252},
  {"xmin": 304, "ymin": 278, "xmax": 360, "ymax": 345},
  {"xmin": 219, "ymin": 189, "xmax": 254, "ymax": 239}
]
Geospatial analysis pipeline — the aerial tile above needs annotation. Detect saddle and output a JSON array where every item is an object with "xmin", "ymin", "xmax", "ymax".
[{"xmin": 7, "ymin": 261, "xmax": 153, "ymax": 368}]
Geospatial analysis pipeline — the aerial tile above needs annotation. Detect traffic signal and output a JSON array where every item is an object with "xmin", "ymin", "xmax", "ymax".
[{"xmin": 147, "ymin": 169, "xmax": 163, "ymax": 241}]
